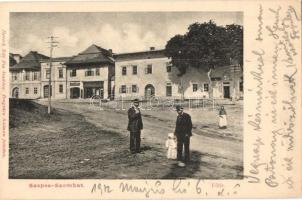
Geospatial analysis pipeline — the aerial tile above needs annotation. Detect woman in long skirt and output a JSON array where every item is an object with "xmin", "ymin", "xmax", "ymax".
[{"xmin": 218, "ymin": 106, "xmax": 227, "ymax": 129}]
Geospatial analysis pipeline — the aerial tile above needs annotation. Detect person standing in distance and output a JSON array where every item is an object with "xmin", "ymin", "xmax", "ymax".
[
  {"xmin": 127, "ymin": 99, "xmax": 143, "ymax": 153},
  {"xmin": 174, "ymin": 105, "xmax": 193, "ymax": 167}
]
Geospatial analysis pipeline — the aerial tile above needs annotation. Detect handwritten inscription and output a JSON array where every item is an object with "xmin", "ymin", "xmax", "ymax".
[
  {"xmin": 247, "ymin": 4, "xmax": 300, "ymax": 190},
  {"xmin": 248, "ymin": 49, "xmax": 264, "ymax": 131},
  {"xmin": 90, "ymin": 181, "xmax": 240, "ymax": 198}
]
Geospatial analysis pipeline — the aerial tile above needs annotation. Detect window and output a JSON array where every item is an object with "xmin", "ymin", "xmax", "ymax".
[
  {"xmin": 12, "ymin": 73, "xmax": 17, "ymax": 81},
  {"xmin": 25, "ymin": 88, "xmax": 29, "ymax": 94},
  {"xmin": 122, "ymin": 66, "xmax": 127, "ymax": 75},
  {"xmin": 240, "ymin": 81, "xmax": 243, "ymax": 92},
  {"xmin": 25, "ymin": 71, "xmax": 30, "ymax": 80},
  {"xmin": 166, "ymin": 62, "xmax": 172, "ymax": 72},
  {"xmin": 59, "ymin": 69, "xmax": 63, "ymax": 78},
  {"xmin": 46, "ymin": 69, "xmax": 50, "ymax": 79},
  {"xmin": 193, "ymin": 84, "xmax": 198, "ymax": 92},
  {"xmin": 96, "ymin": 68, "xmax": 100, "ymax": 76},
  {"xmin": 166, "ymin": 65, "xmax": 171, "ymax": 72},
  {"xmin": 146, "ymin": 64, "xmax": 152, "ymax": 74},
  {"xmin": 70, "ymin": 69, "xmax": 77, "ymax": 77},
  {"xmin": 120, "ymin": 85, "xmax": 127, "ymax": 93},
  {"xmin": 132, "ymin": 85, "xmax": 138, "ymax": 93},
  {"xmin": 166, "ymin": 83, "xmax": 172, "ymax": 97},
  {"xmin": 33, "ymin": 72, "xmax": 38, "ymax": 80},
  {"xmin": 34, "ymin": 87, "xmax": 38, "ymax": 94},
  {"xmin": 204, "ymin": 83, "xmax": 209, "ymax": 92},
  {"xmin": 132, "ymin": 65, "xmax": 137, "ymax": 75},
  {"xmin": 59, "ymin": 84, "xmax": 63, "ymax": 93},
  {"xmin": 85, "ymin": 69, "xmax": 94, "ymax": 76}
]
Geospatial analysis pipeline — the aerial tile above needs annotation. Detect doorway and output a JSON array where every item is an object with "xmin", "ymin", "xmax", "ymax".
[
  {"xmin": 70, "ymin": 87, "xmax": 80, "ymax": 99},
  {"xmin": 43, "ymin": 85, "xmax": 52, "ymax": 98},
  {"xmin": 223, "ymin": 86, "xmax": 230, "ymax": 98},
  {"xmin": 12, "ymin": 87, "xmax": 19, "ymax": 98},
  {"xmin": 145, "ymin": 84, "xmax": 155, "ymax": 99}
]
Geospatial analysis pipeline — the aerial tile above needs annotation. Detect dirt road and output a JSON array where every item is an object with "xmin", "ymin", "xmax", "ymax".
[{"xmin": 35, "ymin": 100, "xmax": 243, "ymax": 179}]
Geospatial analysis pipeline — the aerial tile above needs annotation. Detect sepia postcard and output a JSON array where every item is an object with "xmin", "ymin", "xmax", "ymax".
[{"xmin": 0, "ymin": 0, "xmax": 301, "ymax": 199}]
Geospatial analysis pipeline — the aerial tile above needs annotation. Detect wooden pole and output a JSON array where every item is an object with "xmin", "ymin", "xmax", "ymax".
[{"xmin": 48, "ymin": 36, "xmax": 53, "ymax": 114}]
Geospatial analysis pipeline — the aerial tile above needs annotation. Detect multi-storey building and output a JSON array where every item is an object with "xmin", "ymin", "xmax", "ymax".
[
  {"xmin": 65, "ymin": 44, "xmax": 115, "ymax": 99},
  {"xmin": 114, "ymin": 48, "xmax": 179, "ymax": 100},
  {"xmin": 114, "ymin": 47, "xmax": 243, "ymax": 100},
  {"xmin": 40, "ymin": 57, "xmax": 70, "ymax": 99},
  {"xmin": 9, "ymin": 51, "xmax": 49, "ymax": 99},
  {"xmin": 114, "ymin": 48, "xmax": 242, "ymax": 99},
  {"xmin": 9, "ymin": 47, "xmax": 243, "ymax": 101}
]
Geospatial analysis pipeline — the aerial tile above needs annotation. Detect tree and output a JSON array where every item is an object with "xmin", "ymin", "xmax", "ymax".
[
  {"xmin": 225, "ymin": 24, "xmax": 243, "ymax": 68},
  {"xmin": 165, "ymin": 21, "xmax": 243, "ymax": 99}
]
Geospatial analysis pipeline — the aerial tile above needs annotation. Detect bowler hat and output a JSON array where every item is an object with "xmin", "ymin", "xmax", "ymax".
[
  {"xmin": 175, "ymin": 105, "xmax": 183, "ymax": 111},
  {"xmin": 133, "ymin": 98, "xmax": 140, "ymax": 103}
]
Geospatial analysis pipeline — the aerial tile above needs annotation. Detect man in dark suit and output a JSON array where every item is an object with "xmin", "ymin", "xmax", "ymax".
[
  {"xmin": 174, "ymin": 105, "xmax": 192, "ymax": 166},
  {"xmin": 127, "ymin": 99, "xmax": 143, "ymax": 153}
]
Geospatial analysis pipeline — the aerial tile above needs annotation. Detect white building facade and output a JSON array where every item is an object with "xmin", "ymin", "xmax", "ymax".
[
  {"xmin": 64, "ymin": 44, "xmax": 115, "ymax": 99},
  {"xmin": 40, "ymin": 57, "xmax": 69, "ymax": 99},
  {"xmin": 9, "ymin": 47, "xmax": 243, "ymax": 101},
  {"xmin": 9, "ymin": 51, "xmax": 48, "ymax": 99},
  {"xmin": 114, "ymin": 48, "xmax": 243, "ymax": 100}
]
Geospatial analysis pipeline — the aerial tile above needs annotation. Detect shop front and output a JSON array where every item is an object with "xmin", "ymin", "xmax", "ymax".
[{"xmin": 83, "ymin": 81, "xmax": 104, "ymax": 99}]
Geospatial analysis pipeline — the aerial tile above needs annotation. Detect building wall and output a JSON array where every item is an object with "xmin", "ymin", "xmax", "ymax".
[
  {"xmin": 115, "ymin": 57, "xmax": 213, "ymax": 100},
  {"xmin": 9, "ymin": 70, "xmax": 41, "ymax": 99},
  {"xmin": 40, "ymin": 61, "xmax": 68, "ymax": 99},
  {"xmin": 181, "ymin": 67, "xmax": 210, "ymax": 99},
  {"xmin": 115, "ymin": 57, "xmax": 243, "ymax": 100},
  {"xmin": 9, "ymin": 55, "xmax": 243, "ymax": 101},
  {"xmin": 115, "ymin": 57, "xmax": 177, "ymax": 100},
  {"xmin": 66, "ymin": 64, "xmax": 110, "ymax": 99}
]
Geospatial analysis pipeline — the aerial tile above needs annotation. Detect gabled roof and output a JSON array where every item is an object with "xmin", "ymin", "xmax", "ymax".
[
  {"xmin": 10, "ymin": 51, "xmax": 49, "ymax": 70},
  {"xmin": 114, "ymin": 49, "xmax": 166, "ymax": 62},
  {"xmin": 9, "ymin": 54, "xmax": 17, "ymax": 67},
  {"xmin": 65, "ymin": 44, "xmax": 114, "ymax": 66}
]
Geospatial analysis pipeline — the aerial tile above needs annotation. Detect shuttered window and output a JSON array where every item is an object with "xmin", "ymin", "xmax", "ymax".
[
  {"xmin": 70, "ymin": 69, "xmax": 77, "ymax": 77},
  {"xmin": 122, "ymin": 66, "xmax": 127, "ymax": 75},
  {"xmin": 132, "ymin": 85, "xmax": 139, "ymax": 93}
]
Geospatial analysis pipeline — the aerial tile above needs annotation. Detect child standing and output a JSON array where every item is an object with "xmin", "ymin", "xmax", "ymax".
[
  {"xmin": 218, "ymin": 106, "xmax": 227, "ymax": 129},
  {"xmin": 165, "ymin": 133, "xmax": 177, "ymax": 159}
]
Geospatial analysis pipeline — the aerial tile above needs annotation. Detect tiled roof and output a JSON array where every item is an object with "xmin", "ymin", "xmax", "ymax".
[
  {"xmin": 114, "ymin": 49, "xmax": 167, "ymax": 62},
  {"xmin": 10, "ymin": 51, "xmax": 49, "ymax": 70},
  {"xmin": 40, "ymin": 56, "xmax": 73, "ymax": 63},
  {"xmin": 65, "ymin": 44, "xmax": 114, "ymax": 65},
  {"xmin": 9, "ymin": 54, "xmax": 17, "ymax": 67}
]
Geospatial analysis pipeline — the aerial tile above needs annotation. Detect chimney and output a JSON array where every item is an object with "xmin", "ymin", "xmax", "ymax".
[
  {"xmin": 108, "ymin": 49, "xmax": 113, "ymax": 56},
  {"xmin": 13, "ymin": 54, "xmax": 22, "ymax": 63},
  {"xmin": 150, "ymin": 47, "xmax": 155, "ymax": 51}
]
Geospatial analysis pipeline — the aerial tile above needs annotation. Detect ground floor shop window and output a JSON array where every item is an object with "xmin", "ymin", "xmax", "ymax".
[{"xmin": 70, "ymin": 87, "xmax": 80, "ymax": 99}]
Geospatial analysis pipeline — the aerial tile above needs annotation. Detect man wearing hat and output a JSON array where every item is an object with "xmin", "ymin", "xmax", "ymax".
[
  {"xmin": 127, "ymin": 99, "xmax": 143, "ymax": 153},
  {"xmin": 174, "ymin": 105, "xmax": 193, "ymax": 166}
]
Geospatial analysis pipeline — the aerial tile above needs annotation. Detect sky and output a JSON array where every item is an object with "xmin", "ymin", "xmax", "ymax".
[{"xmin": 10, "ymin": 12, "xmax": 242, "ymax": 57}]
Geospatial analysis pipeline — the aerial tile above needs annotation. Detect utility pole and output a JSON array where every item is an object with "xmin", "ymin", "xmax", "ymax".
[{"xmin": 47, "ymin": 36, "xmax": 59, "ymax": 114}]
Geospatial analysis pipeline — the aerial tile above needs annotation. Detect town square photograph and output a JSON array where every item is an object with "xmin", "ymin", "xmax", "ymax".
[{"xmin": 9, "ymin": 12, "xmax": 243, "ymax": 179}]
